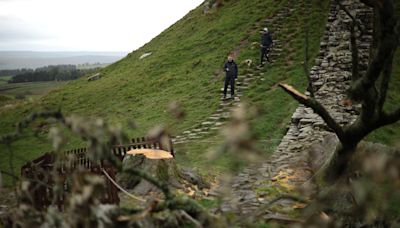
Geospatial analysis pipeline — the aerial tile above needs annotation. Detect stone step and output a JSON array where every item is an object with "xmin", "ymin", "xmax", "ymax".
[
  {"xmin": 208, "ymin": 116, "xmax": 223, "ymax": 121},
  {"xmin": 201, "ymin": 121, "xmax": 214, "ymax": 126}
]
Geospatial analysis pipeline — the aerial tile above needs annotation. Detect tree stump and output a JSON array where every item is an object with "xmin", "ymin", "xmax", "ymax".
[{"xmin": 117, "ymin": 149, "xmax": 209, "ymax": 196}]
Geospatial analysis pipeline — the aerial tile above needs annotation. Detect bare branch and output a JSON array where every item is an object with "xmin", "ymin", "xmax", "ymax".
[
  {"xmin": 180, "ymin": 210, "xmax": 202, "ymax": 228},
  {"xmin": 349, "ymin": 0, "xmax": 398, "ymax": 102},
  {"xmin": 280, "ymin": 83, "xmax": 308, "ymax": 100},
  {"xmin": 360, "ymin": 0, "xmax": 382, "ymax": 8},
  {"xmin": 279, "ymin": 83, "xmax": 345, "ymax": 141},
  {"xmin": 0, "ymin": 169, "xmax": 20, "ymax": 181},
  {"xmin": 102, "ymin": 168, "xmax": 146, "ymax": 202},
  {"xmin": 335, "ymin": 0, "xmax": 365, "ymax": 35},
  {"xmin": 378, "ymin": 108, "xmax": 400, "ymax": 127}
]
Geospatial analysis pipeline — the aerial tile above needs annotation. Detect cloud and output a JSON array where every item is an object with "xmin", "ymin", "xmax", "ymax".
[
  {"xmin": 0, "ymin": 16, "xmax": 53, "ymax": 42},
  {"xmin": 0, "ymin": 0, "xmax": 204, "ymax": 51}
]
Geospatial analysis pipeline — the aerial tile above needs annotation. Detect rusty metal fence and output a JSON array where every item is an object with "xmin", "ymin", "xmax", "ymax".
[{"xmin": 21, "ymin": 136, "xmax": 174, "ymax": 211}]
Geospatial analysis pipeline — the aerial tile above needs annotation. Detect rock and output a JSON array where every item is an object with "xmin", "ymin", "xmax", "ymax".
[
  {"xmin": 139, "ymin": 52, "xmax": 152, "ymax": 60},
  {"xmin": 201, "ymin": 121, "xmax": 214, "ymax": 126},
  {"xmin": 179, "ymin": 167, "xmax": 210, "ymax": 189},
  {"xmin": 87, "ymin": 73, "xmax": 101, "ymax": 81}
]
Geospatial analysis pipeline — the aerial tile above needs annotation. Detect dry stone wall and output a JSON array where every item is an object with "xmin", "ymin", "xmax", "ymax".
[{"xmin": 224, "ymin": 0, "xmax": 374, "ymax": 217}]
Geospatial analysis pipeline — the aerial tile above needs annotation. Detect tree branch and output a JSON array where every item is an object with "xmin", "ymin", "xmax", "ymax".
[
  {"xmin": 279, "ymin": 83, "xmax": 345, "ymax": 141},
  {"xmin": 378, "ymin": 108, "xmax": 400, "ymax": 127},
  {"xmin": 360, "ymin": 0, "xmax": 382, "ymax": 8},
  {"xmin": 349, "ymin": 0, "xmax": 398, "ymax": 102},
  {"xmin": 335, "ymin": 0, "xmax": 365, "ymax": 36},
  {"xmin": 0, "ymin": 169, "xmax": 20, "ymax": 181}
]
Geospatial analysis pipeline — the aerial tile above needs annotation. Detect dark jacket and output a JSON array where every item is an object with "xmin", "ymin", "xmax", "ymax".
[
  {"xmin": 224, "ymin": 60, "xmax": 238, "ymax": 78},
  {"xmin": 261, "ymin": 32, "xmax": 273, "ymax": 47}
]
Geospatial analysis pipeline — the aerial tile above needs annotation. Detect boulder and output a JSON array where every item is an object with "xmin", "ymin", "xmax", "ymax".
[
  {"xmin": 179, "ymin": 167, "xmax": 210, "ymax": 189},
  {"xmin": 139, "ymin": 52, "xmax": 152, "ymax": 60},
  {"xmin": 87, "ymin": 73, "xmax": 101, "ymax": 81}
]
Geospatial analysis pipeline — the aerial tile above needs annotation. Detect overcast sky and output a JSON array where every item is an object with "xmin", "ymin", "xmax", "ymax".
[{"xmin": 0, "ymin": 0, "xmax": 204, "ymax": 52}]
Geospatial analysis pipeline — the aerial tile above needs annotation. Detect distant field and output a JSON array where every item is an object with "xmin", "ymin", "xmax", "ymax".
[
  {"xmin": 0, "ymin": 76, "xmax": 11, "ymax": 85},
  {"xmin": 0, "ymin": 81, "xmax": 67, "ymax": 98},
  {"xmin": 0, "ymin": 51, "xmax": 126, "ymax": 70}
]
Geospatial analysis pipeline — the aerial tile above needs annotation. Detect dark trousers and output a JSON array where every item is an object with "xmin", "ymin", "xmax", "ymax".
[
  {"xmin": 260, "ymin": 47, "xmax": 271, "ymax": 64},
  {"xmin": 223, "ymin": 75, "xmax": 235, "ymax": 97}
]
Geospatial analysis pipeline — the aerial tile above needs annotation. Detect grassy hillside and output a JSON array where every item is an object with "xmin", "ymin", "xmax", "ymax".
[
  {"xmin": 0, "ymin": 81, "xmax": 67, "ymax": 99},
  {"xmin": 7, "ymin": 0, "xmax": 399, "ymax": 186},
  {"xmin": 0, "ymin": 0, "xmax": 330, "ymax": 185}
]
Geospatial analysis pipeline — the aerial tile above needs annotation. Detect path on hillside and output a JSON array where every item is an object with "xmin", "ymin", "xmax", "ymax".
[
  {"xmin": 171, "ymin": 3, "xmax": 294, "ymax": 145},
  {"xmin": 220, "ymin": 0, "xmax": 373, "ymax": 221}
]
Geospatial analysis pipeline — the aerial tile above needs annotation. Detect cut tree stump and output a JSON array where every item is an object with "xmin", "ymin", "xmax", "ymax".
[{"xmin": 117, "ymin": 149, "xmax": 209, "ymax": 196}]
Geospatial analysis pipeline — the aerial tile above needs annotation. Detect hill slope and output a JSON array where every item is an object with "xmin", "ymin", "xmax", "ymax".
[{"xmin": 2, "ymin": 0, "xmax": 398, "ymax": 187}]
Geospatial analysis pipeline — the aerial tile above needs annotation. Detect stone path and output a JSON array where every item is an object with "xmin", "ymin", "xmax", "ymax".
[
  {"xmin": 221, "ymin": 0, "xmax": 373, "ymax": 220},
  {"xmin": 172, "ymin": 3, "xmax": 293, "ymax": 145}
]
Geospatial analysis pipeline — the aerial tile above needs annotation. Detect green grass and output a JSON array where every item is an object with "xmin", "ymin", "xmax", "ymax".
[
  {"xmin": 0, "ymin": 81, "xmax": 67, "ymax": 98},
  {"xmin": 0, "ymin": 0, "xmax": 351, "ymax": 187},
  {"xmin": 0, "ymin": 76, "xmax": 11, "ymax": 86},
  {"xmin": 0, "ymin": 0, "xmax": 330, "ymax": 186}
]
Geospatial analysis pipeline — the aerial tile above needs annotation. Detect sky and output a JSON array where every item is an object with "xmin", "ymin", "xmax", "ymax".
[{"xmin": 0, "ymin": 0, "xmax": 204, "ymax": 52}]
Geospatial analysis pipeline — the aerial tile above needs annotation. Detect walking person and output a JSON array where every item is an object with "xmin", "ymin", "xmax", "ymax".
[
  {"xmin": 260, "ymin": 27, "xmax": 273, "ymax": 66},
  {"xmin": 223, "ymin": 54, "xmax": 238, "ymax": 100}
]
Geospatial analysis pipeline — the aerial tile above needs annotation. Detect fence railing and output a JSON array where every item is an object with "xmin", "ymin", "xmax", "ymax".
[{"xmin": 21, "ymin": 136, "xmax": 174, "ymax": 211}]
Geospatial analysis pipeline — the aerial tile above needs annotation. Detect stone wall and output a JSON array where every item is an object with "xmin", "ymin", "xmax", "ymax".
[
  {"xmin": 225, "ymin": 0, "xmax": 374, "ymax": 216},
  {"xmin": 268, "ymin": 0, "xmax": 373, "ymax": 181}
]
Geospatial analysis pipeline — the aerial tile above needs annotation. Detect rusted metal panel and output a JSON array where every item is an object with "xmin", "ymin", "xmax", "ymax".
[{"xmin": 21, "ymin": 136, "xmax": 174, "ymax": 210}]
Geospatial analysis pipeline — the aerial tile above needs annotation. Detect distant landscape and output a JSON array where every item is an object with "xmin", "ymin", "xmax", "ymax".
[
  {"xmin": 0, "ymin": 51, "xmax": 126, "ymax": 70},
  {"xmin": 0, "ymin": 51, "xmax": 125, "ymax": 101}
]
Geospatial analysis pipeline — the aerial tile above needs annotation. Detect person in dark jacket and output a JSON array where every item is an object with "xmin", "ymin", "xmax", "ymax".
[
  {"xmin": 260, "ymin": 27, "xmax": 273, "ymax": 66},
  {"xmin": 223, "ymin": 54, "xmax": 238, "ymax": 99}
]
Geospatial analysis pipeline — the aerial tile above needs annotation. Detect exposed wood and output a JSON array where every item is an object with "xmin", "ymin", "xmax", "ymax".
[
  {"xmin": 279, "ymin": 83, "xmax": 308, "ymax": 101},
  {"xmin": 127, "ymin": 149, "xmax": 173, "ymax": 159}
]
